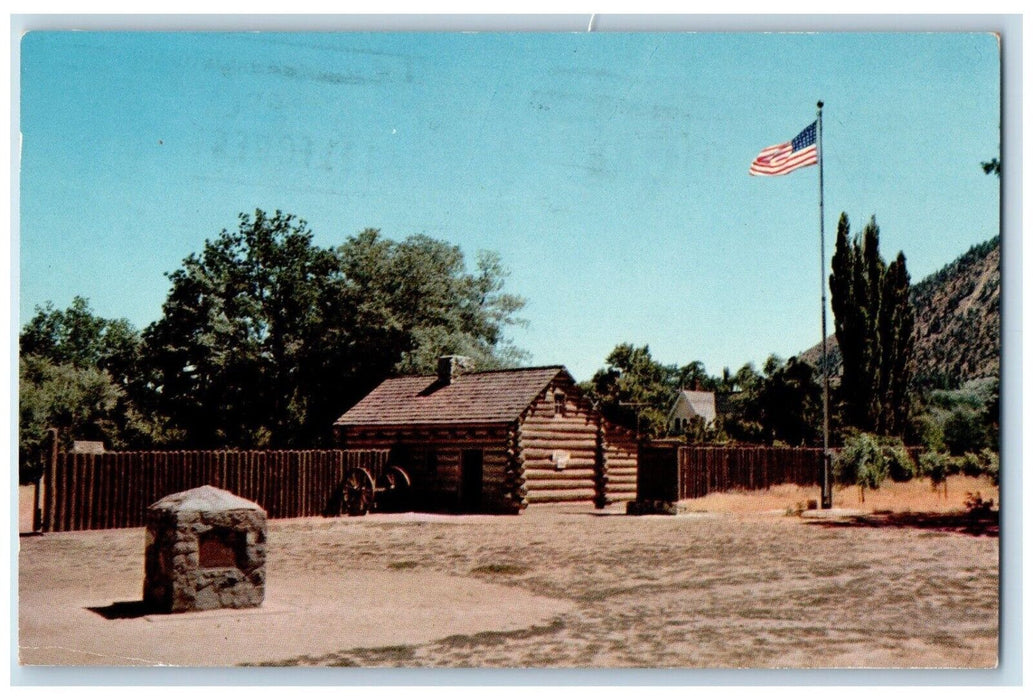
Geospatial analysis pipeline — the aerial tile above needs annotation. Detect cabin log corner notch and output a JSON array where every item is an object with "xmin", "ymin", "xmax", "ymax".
[{"xmin": 333, "ymin": 358, "xmax": 638, "ymax": 513}]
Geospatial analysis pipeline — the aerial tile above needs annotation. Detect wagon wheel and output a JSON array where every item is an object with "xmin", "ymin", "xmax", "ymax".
[
  {"xmin": 342, "ymin": 467, "xmax": 375, "ymax": 516},
  {"xmin": 383, "ymin": 465, "xmax": 411, "ymax": 490},
  {"xmin": 377, "ymin": 466, "xmax": 412, "ymax": 512}
]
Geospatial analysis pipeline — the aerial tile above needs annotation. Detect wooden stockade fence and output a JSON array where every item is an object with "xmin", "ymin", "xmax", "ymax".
[
  {"xmin": 41, "ymin": 449, "xmax": 389, "ymax": 533},
  {"xmin": 678, "ymin": 446, "xmax": 824, "ymax": 500}
]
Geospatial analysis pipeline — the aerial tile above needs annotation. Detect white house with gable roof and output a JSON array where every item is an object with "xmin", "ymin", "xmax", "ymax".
[{"xmin": 666, "ymin": 389, "xmax": 718, "ymax": 435}]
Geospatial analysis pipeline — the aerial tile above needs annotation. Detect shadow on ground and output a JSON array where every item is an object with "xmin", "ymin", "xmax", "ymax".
[
  {"xmin": 806, "ymin": 511, "xmax": 999, "ymax": 537},
  {"xmin": 87, "ymin": 600, "xmax": 159, "ymax": 620}
]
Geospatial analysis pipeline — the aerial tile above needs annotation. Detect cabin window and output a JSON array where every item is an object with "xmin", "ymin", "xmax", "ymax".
[
  {"xmin": 425, "ymin": 449, "xmax": 438, "ymax": 477},
  {"xmin": 554, "ymin": 391, "xmax": 567, "ymax": 417}
]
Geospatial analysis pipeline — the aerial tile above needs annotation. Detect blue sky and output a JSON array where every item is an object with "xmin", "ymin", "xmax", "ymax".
[{"xmin": 18, "ymin": 31, "xmax": 1001, "ymax": 383}]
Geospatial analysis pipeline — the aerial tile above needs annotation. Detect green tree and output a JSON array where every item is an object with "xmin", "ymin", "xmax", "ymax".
[
  {"xmin": 732, "ymin": 364, "xmax": 763, "ymax": 393},
  {"xmin": 18, "ymin": 297, "xmax": 174, "ymax": 477},
  {"xmin": 857, "ymin": 217, "xmax": 886, "ymax": 429},
  {"xmin": 144, "ymin": 210, "xmax": 343, "ymax": 447},
  {"xmin": 19, "ymin": 356, "xmax": 118, "ymax": 480},
  {"xmin": 338, "ymin": 231, "xmax": 527, "ymax": 376},
  {"xmin": 833, "ymin": 432, "xmax": 889, "ymax": 503},
  {"xmin": 143, "ymin": 211, "xmax": 526, "ymax": 447},
  {"xmin": 942, "ymin": 406, "xmax": 988, "ymax": 456},
  {"xmin": 830, "ymin": 214, "xmax": 866, "ymax": 429},
  {"xmin": 981, "ymin": 379, "xmax": 1000, "ymax": 449},
  {"xmin": 878, "ymin": 252, "xmax": 916, "ymax": 434},
  {"xmin": 829, "ymin": 213, "xmax": 915, "ymax": 437},
  {"xmin": 20, "ymin": 296, "xmax": 144, "ymax": 389},
  {"xmin": 910, "ymin": 379, "xmax": 997, "ymax": 457},
  {"xmin": 919, "ymin": 451, "xmax": 951, "ymax": 498},
  {"xmin": 978, "ymin": 448, "xmax": 1000, "ymax": 486},
  {"xmin": 18, "ymin": 355, "xmax": 174, "ymax": 481},
  {"xmin": 675, "ymin": 361, "xmax": 717, "ymax": 392},
  {"xmin": 586, "ymin": 347, "xmax": 823, "ymax": 446},
  {"xmin": 754, "ymin": 357, "xmax": 822, "ymax": 446},
  {"xmin": 882, "ymin": 442, "xmax": 916, "ymax": 482},
  {"xmin": 716, "ymin": 362, "xmax": 765, "ymax": 443},
  {"xmin": 585, "ymin": 344, "xmax": 678, "ymax": 438}
]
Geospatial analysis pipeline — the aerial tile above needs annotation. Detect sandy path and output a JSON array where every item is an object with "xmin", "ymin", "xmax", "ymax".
[
  {"xmin": 19, "ymin": 479, "xmax": 999, "ymax": 668},
  {"xmin": 18, "ymin": 518, "xmax": 572, "ymax": 666}
]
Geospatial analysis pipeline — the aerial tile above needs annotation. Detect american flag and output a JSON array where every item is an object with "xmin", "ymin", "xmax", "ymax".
[{"xmin": 749, "ymin": 121, "xmax": 818, "ymax": 176}]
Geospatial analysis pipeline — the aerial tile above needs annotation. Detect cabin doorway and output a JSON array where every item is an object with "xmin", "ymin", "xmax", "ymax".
[{"xmin": 459, "ymin": 449, "xmax": 483, "ymax": 512}]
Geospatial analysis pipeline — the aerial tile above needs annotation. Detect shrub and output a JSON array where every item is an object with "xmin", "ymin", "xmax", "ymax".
[
  {"xmin": 978, "ymin": 448, "xmax": 1000, "ymax": 486},
  {"xmin": 919, "ymin": 451, "xmax": 950, "ymax": 496},
  {"xmin": 833, "ymin": 439, "xmax": 860, "ymax": 486},
  {"xmin": 834, "ymin": 433, "xmax": 888, "ymax": 501},
  {"xmin": 946, "ymin": 455, "xmax": 965, "ymax": 476},
  {"xmin": 943, "ymin": 407, "xmax": 987, "ymax": 456},
  {"xmin": 858, "ymin": 451, "xmax": 890, "ymax": 492},
  {"xmin": 911, "ymin": 413, "xmax": 946, "ymax": 453},
  {"xmin": 884, "ymin": 445, "xmax": 916, "ymax": 482},
  {"xmin": 958, "ymin": 452, "xmax": 983, "ymax": 478}
]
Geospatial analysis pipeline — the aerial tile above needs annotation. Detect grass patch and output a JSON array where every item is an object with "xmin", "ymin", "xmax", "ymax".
[
  {"xmin": 388, "ymin": 560, "xmax": 420, "ymax": 570},
  {"xmin": 291, "ymin": 644, "xmax": 420, "ymax": 667},
  {"xmin": 470, "ymin": 563, "xmax": 530, "ymax": 576},
  {"xmin": 346, "ymin": 644, "xmax": 418, "ymax": 665},
  {"xmin": 246, "ymin": 653, "xmax": 334, "ymax": 667},
  {"xmin": 435, "ymin": 618, "xmax": 567, "ymax": 651},
  {"xmin": 273, "ymin": 621, "xmax": 568, "ymax": 667}
]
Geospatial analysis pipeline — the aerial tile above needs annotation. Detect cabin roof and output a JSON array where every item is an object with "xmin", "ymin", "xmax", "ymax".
[{"xmin": 334, "ymin": 365, "xmax": 572, "ymax": 427}]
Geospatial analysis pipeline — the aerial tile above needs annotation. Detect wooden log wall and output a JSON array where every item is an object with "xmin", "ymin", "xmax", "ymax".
[
  {"xmin": 594, "ymin": 419, "xmax": 608, "ymax": 508},
  {"xmin": 41, "ymin": 449, "xmax": 388, "ymax": 533},
  {"xmin": 480, "ymin": 443, "xmax": 516, "ymax": 512},
  {"xmin": 519, "ymin": 379, "xmax": 602, "ymax": 505},
  {"xmin": 336, "ymin": 426, "xmax": 510, "ymax": 512},
  {"xmin": 602, "ymin": 422, "xmax": 638, "ymax": 503},
  {"xmin": 677, "ymin": 446, "xmax": 824, "ymax": 500},
  {"xmin": 503, "ymin": 422, "xmax": 528, "ymax": 513}
]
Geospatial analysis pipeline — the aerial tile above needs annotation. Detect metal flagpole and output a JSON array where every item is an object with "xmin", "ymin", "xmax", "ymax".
[{"xmin": 817, "ymin": 100, "xmax": 832, "ymax": 509}]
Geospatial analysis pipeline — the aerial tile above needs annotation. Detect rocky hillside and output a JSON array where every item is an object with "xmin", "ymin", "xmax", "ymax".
[{"xmin": 801, "ymin": 237, "xmax": 1000, "ymax": 388}]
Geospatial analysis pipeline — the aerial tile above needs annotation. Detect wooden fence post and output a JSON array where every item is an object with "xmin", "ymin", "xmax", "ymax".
[
  {"xmin": 31, "ymin": 448, "xmax": 423, "ymax": 530},
  {"xmin": 35, "ymin": 428, "xmax": 59, "ymax": 533}
]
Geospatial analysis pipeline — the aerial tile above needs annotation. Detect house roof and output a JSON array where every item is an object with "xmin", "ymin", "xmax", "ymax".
[
  {"xmin": 334, "ymin": 366, "xmax": 570, "ymax": 427},
  {"xmin": 670, "ymin": 389, "xmax": 718, "ymax": 423}
]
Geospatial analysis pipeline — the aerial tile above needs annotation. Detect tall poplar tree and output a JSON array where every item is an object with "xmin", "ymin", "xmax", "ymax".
[
  {"xmin": 858, "ymin": 218, "xmax": 886, "ymax": 429},
  {"xmin": 830, "ymin": 213, "xmax": 872, "ymax": 430},
  {"xmin": 879, "ymin": 252, "xmax": 916, "ymax": 434},
  {"xmin": 829, "ymin": 214, "xmax": 914, "ymax": 437}
]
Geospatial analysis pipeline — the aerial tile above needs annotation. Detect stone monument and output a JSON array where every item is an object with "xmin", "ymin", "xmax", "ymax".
[{"xmin": 143, "ymin": 485, "xmax": 267, "ymax": 613}]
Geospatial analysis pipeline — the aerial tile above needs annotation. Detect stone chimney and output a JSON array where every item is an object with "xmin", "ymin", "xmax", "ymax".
[{"xmin": 437, "ymin": 355, "xmax": 473, "ymax": 384}]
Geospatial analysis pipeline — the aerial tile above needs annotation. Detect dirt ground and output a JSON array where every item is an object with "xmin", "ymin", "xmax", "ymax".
[{"xmin": 17, "ymin": 477, "xmax": 999, "ymax": 668}]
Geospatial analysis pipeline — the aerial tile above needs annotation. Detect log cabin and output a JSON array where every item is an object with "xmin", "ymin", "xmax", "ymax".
[{"xmin": 333, "ymin": 356, "xmax": 638, "ymax": 513}]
